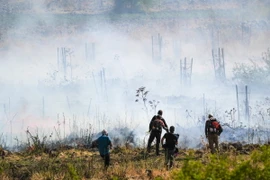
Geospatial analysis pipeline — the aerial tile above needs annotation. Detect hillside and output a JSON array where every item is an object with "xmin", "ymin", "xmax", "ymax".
[{"xmin": 0, "ymin": 143, "xmax": 270, "ymax": 179}]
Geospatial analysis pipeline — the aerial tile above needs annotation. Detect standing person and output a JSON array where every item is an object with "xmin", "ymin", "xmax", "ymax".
[
  {"xmin": 161, "ymin": 126, "xmax": 179, "ymax": 170},
  {"xmin": 93, "ymin": 130, "xmax": 113, "ymax": 169},
  {"xmin": 205, "ymin": 114, "xmax": 223, "ymax": 154},
  {"xmin": 147, "ymin": 110, "xmax": 168, "ymax": 155}
]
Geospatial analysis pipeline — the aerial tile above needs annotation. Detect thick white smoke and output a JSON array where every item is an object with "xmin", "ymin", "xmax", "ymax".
[{"xmin": 0, "ymin": 0, "xmax": 270, "ymax": 149}]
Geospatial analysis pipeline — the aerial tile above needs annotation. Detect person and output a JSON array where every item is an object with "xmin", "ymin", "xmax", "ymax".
[
  {"xmin": 147, "ymin": 110, "xmax": 168, "ymax": 155},
  {"xmin": 205, "ymin": 114, "xmax": 223, "ymax": 154},
  {"xmin": 93, "ymin": 130, "xmax": 112, "ymax": 169},
  {"xmin": 161, "ymin": 126, "xmax": 179, "ymax": 170}
]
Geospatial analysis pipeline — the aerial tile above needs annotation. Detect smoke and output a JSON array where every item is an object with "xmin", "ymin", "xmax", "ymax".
[{"xmin": 0, "ymin": 0, "xmax": 270, "ymax": 148}]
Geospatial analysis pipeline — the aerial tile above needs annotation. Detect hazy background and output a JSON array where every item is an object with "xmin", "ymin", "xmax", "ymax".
[{"xmin": 0, "ymin": 0, "xmax": 270, "ymax": 149}]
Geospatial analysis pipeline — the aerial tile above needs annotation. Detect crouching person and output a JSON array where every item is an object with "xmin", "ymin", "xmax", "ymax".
[
  {"xmin": 93, "ymin": 130, "xmax": 112, "ymax": 170},
  {"xmin": 161, "ymin": 126, "xmax": 179, "ymax": 170}
]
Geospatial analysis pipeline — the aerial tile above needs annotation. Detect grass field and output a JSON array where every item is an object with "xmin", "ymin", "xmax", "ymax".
[{"xmin": 0, "ymin": 143, "xmax": 270, "ymax": 179}]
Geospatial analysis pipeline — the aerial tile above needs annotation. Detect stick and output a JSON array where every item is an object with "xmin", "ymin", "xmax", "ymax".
[
  {"xmin": 66, "ymin": 96, "xmax": 72, "ymax": 114},
  {"xmin": 87, "ymin": 98, "xmax": 92, "ymax": 117}
]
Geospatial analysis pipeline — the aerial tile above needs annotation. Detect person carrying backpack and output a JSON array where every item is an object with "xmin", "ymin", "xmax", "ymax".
[
  {"xmin": 147, "ymin": 110, "xmax": 168, "ymax": 155},
  {"xmin": 92, "ymin": 130, "xmax": 113, "ymax": 170},
  {"xmin": 205, "ymin": 114, "xmax": 223, "ymax": 154},
  {"xmin": 161, "ymin": 126, "xmax": 179, "ymax": 170}
]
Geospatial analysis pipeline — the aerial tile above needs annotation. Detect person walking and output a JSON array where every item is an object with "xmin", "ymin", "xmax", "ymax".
[
  {"xmin": 147, "ymin": 110, "xmax": 168, "ymax": 155},
  {"xmin": 205, "ymin": 114, "xmax": 223, "ymax": 154},
  {"xmin": 161, "ymin": 126, "xmax": 179, "ymax": 170},
  {"xmin": 93, "ymin": 130, "xmax": 113, "ymax": 169}
]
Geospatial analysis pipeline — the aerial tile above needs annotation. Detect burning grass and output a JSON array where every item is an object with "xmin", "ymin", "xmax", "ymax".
[{"xmin": 0, "ymin": 143, "xmax": 270, "ymax": 179}]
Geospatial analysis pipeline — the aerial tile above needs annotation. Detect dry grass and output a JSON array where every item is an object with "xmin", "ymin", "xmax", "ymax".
[{"xmin": 0, "ymin": 143, "xmax": 267, "ymax": 179}]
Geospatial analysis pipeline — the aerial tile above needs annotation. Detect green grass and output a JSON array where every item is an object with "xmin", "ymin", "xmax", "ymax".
[{"xmin": 171, "ymin": 145, "xmax": 270, "ymax": 180}]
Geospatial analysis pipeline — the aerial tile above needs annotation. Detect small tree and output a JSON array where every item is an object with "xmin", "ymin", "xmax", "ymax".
[
  {"xmin": 135, "ymin": 86, "xmax": 160, "ymax": 118},
  {"xmin": 135, "ymin": 86, "xmax": 149, "ymax": 116}
]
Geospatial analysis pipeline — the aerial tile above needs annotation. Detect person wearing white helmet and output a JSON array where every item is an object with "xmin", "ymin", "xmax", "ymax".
[{"xmin": 205, "ymin": 114, "xmax": 223, "ymax": 154}]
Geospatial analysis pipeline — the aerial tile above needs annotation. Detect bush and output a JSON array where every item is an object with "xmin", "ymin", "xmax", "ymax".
[{"xmin": 171, "ymin": 145, "xmax": 270, "ymax": 180}]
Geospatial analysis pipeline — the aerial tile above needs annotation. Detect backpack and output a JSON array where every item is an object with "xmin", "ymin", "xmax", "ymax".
[
  {"xmin": 209, "ymin": 120, "xmax": 221, "ymax": 134},
  {"xmin": 152, "ymin": 118, "xmax": 164, "ymax": 131}
]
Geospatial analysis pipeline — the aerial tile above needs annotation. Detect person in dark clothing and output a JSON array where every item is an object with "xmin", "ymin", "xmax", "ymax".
[
  {"xmin": 205, "ymin": 114, "xmax": 223, "ymax": 154},
  {"xmin": 147, "ymin": 110, "xmax": 168, "ymax": 155},
  {"xmin": 93, "ymin": 130, "xmax": 112, "ymax": 169},
  {"xmin": 161, "ymin": 126, "xmax": 179, "ymax": 170}
]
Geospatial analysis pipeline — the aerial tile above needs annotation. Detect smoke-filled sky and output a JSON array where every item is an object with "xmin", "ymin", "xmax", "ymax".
[{"xmin": 0, "ymin": 0, "xmax": 270, "ymax": 148}]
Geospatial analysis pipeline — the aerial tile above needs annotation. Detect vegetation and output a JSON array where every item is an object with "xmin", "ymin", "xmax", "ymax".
[
  {"xmin": 114, "ymin": 0, "xmax": 155, "ymax": 13},
  {"xmin": 0, "ymin": 142, "xmax": 270, "ymax": 179},
  {"xmin": 232, "ymin": 48, "xmax": 270, "ymax": 87},
  {"xmin": 171, "ymin": 145, "xmax": 270, "ymax": 180},
  {"xmin": 135, "ymin": 86, "xmax": 160, "ymax": 118},
  {"xmin": 0, "ymin": 0, "xmax": 270, "ymax": 179}
]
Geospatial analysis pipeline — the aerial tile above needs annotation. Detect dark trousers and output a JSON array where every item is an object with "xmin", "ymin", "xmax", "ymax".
[
  {"xmin": 100, "ymin": 153, "xmax": 110, "ymax": 168},
  {"xmin": 165, "ymin": 148, "xmax": 175, "ymax": 169},
  {"xmin": 208, "ymin": 134, "xmax": 219, "ymax": 154},
  {"xmin": 147, "ymin": 130, "xmax": 161, "ymax": 155}
]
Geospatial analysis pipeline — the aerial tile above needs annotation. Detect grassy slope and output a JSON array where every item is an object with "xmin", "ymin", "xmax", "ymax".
[{"xmin": 1, "ymin": 144, "xmax": 270, "ymax": 179}]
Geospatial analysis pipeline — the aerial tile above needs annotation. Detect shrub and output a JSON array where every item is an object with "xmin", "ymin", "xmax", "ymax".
[{"xmin": 171, "ymin": 145, "xmax": 270, "ymax": 180}]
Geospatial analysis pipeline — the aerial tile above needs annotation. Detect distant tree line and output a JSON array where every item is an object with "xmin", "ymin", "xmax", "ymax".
[
  {"xmin": 114, "ymin": 0, "xmax": 154, "ymax": 13},
  {"xmin": 0, "ymin": 0, "xmax": 270, "ymax": 17},
  {"xmin": 3, "ymin": 0, "xmax": 270, "ymax": 14}
]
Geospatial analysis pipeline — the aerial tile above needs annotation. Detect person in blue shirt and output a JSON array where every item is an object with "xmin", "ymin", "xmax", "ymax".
[{"xmin": 93, "ymin": 130, "xmax": 112, "ymax": 169}]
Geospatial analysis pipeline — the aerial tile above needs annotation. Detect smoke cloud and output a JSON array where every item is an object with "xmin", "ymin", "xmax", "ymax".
[{"xmin": 0, "ymin": 0, "xmax": 270, "ymax": 149}]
